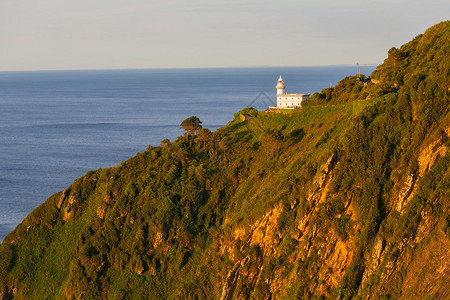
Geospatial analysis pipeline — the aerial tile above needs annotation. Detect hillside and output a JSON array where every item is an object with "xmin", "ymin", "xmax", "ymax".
[{"xmin": 1, "ymin": 21, "xmax": 449, "ymax": 299}]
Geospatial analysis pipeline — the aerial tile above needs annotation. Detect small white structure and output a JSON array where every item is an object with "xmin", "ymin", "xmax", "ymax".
[{"xmin": 272, "ymin": 75, "xmax": 310, "ymax": 109}]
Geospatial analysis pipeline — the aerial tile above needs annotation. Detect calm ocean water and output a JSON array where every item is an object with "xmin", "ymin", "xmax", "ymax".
[{"xmin": 0, "ymin": 66, "xmax": 375, "ymax": 241}]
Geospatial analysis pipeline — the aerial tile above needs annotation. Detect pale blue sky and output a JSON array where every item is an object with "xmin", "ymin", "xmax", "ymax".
[{"xmin": 1, "ymin": 0, "xmax": 448, "ymax": 71}]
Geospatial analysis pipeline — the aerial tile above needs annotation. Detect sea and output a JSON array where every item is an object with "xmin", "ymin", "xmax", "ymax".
[{"xmin": 0, "ymin": 65, "xmax": 376, "ymax": 242}]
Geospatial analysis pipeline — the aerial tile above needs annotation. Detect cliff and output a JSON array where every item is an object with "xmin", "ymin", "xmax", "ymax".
[{"xmin": 0, "ymin": 21, "xmax": 449, "ymax": 299}]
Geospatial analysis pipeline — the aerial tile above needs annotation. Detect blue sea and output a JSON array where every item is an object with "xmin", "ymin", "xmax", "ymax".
[{"xmin": 0, "ymin": 65, "xmax": 375, "ymax": 241}]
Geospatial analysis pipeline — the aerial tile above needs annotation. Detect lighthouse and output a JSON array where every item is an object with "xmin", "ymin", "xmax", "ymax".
[
  {"xmin": 274, "ymin": 75, "xmax": 310, "ymax": 109},
  {"xmin": 276, "ymin": 75, "xmax": 286, "ymax": 95}
]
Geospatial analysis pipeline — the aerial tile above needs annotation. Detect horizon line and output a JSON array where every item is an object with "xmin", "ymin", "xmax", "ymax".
[{"xmin": 0, "ymin": 63, "xmax": 378, "ymax": 73}]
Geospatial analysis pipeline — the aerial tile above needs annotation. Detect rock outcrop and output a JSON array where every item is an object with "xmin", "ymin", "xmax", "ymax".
[
  {"xmin": 0, "ymin": 285, "xmax": 17, "ymax": 300},
  {"xmin": 396, "ymin": 173, "xmax": 417, "ymax": 212},
  {"xmin": 418, "ymin": 127, "xmax": 449, "ymax": 177},
  {"xmin": 308, "ymin": 152, "xmax": 338, "ymax": 206},
  {"xmin": 361, "ymin": 236, "xmax": 386, "ymax": 286},
  {"xmin": 396, "ymin": 125, "xmax": 449, "ymax": 213},
  {"xmin": 220, "ymin": 262, "xmax": 241, "ymax": 300},
  {"xmin": 57, "ymin": 188, "xmax": 70, "ymax": 209}
]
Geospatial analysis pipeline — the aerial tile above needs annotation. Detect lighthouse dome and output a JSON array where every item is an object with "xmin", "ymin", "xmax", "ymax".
[
  {"xmin": 276, "ymin": 75, "xmax": 285, "ymax": 95},
  {"xmin": 276, "ymin": 75, "xmax": 285, "ymax": 87}
]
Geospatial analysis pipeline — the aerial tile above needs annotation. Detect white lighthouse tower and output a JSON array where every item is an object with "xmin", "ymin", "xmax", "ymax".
[{"xmin": 276, "ymin": 75, "xmax": 286, "ymax": 95}]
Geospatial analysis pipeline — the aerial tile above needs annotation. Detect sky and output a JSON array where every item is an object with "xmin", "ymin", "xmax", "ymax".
[{"xmin": 1, "ymin": 0, "xmax": 448, "ymax": 71}]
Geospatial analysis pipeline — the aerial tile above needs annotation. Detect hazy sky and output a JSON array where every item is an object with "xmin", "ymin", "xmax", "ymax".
[{"xmin": 1, "ymin": 0, "xmax": 448, "ymax": 71}]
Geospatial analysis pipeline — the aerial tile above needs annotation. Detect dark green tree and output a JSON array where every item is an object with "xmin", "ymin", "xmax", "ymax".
[
  {"xmin": 160, "ymin": 138, "xmax": 171, "ymax": 148},
  {"xmin": 218, "ymin": 138, "xmax": 230, "ymax": 163},
  {"xmin": 180, "ymin": 116, "xmax": 203, "ymax": 143},
  {"xmin": 195, "ymin": 128, "xmax": 212, "ymax": 149}
]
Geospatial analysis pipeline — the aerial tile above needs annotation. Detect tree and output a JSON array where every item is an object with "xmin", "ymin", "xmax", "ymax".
[
  {"xmin": 260, "ymin": 129, "xmax": 283, "ymax": 161},
  {"xmin": 260, "ymin": 130, "xmax": 271, "ymax": 161},
  {"xmin": 387, "ymin": 47, "xmax": 402, "ymax": 67},
  {"xmin": 272, "ymin": 129, "xmax": 284, "ymax": 157},
  {"xmin": 218, "ymin": 138, "xmax": 230, "ymax": 164},
  {"xmin": 195, "ymin": 128, "xmax": 212, "ymax": 149},
  {"xmin": 210, "ymin": 133, "xmax": 221, "ymax": 159},
  {"xmin": 160, "ymin": 138, "xmax": 171, "ymax": 148},
  {"xmin": 180, "ymin": 116, "xmax": 203, "ymax": 143}
]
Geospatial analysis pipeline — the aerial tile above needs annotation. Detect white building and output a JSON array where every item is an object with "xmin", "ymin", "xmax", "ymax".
[{"xmin": 273, "ymin": 75, "xmax": 310, "ymax": 109}]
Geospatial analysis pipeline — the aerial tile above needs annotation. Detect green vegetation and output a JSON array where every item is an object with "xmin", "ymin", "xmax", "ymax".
[
  {"xmin": 180, "ymin": 116, "xmax": 203, "ymax": 143},
  {"xmin": 0, "ymin": 21, "xmax": 448, "ymax": 299}
]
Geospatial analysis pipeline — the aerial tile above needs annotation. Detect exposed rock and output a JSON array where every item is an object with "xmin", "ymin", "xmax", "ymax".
[
  {"xmin": 219, "ymin": 208, "xmax": 279, "ymax": 297},
  {"xmin": 418, "ymin": 127, "xmax": 449, "ymax": 177},
  {"xmin": 103, "ymin": 194, "xmax": 111, "ymax": 203},
  {"xmin": 153, "ymin": 229, "xmax": 168, "ymax": 249},
  {"xmin": 69, "ymin": 190, "xmax": 80, "ymax": 205},
  {"xmin": 400, "ymin": 230, "xmax": 450, "ymax": 298},
  {"xmin": 309, "ymin": 152, "xmax": 338, "ymax": 205},
  {"xmin": 396, "ymin": 126, "xmax": 449, "ymax": 213},
  {"xmin": 96, "ymin": 261, "xmax": 107, "ymax": 273},
  {"xmin": 290, "ymin": 198, "xmax": 299, "ymax": 210},
  {"xmin": 253, "ymin": 265, "xmax": 273, "ymax": 300},
  {"xmin": 293, "ymin": 152, "xmax": 341, "ymax": 253},
  {"xmin": 323, "ymin": 152, "xmax": 338, "ymax": 174},
  {"xmin": 0, "ymin": 292, "xmax": 9, "ymax": 300},
  {"xmin": 381, "ymin": 239, "xmax": 408, "ymax": 284},
  {"xmin": 10, "ymin": 287, "xmax": 17, "ymax": 299},
  {"xmin": 371, "ymin": 78, "xmax": 381, "ymax": 84},
  {"xmin": 316, "ymin": 237, "xmax": 353, "ymax": 291},
  {"xmin": 230, "ymin": 203, "xmax": 283, "ymax": 258},
  {"xmin": 413, "ymin": 210, "xmax": 439, "ymax": 246},
  {"xmin": 96, "ymin": 202, "xmax": 108, "ymax": 219},
  {"xmin": 135, "ymin": 266, "xmax": 145, "ymax": 276},
  {"xmin": 382, "ymin": 258, "xmax": 397, "ymax": 283},
  {"xmin": 0, "ymin": 292, "xmax": 11, "ymax": 300},
  {"xmin": 396, "ymin": 173, "xmax": 417, "ymax": 212},
  {"xmin": 0, "ymin": 285, "xmax": 17, "ymax": 300},
  {"xmin": 220, "ymin": 262, "xmax": 241, "ymax": 300},
  {"xmin": 57, "ymin": 188, "xmax": 70, "ymax": 209},
  {"xmin": 148, "ymin": 266, "xmax": 156, "ymax": 276},
  {"xmin": 373, "ymin": 236, "xmax": 386, "ymax": 264},
  {"xmin": 361, "ymin": 236, "xmax": 386, "ymax": 285},
  {"xmin": 63, "ymin": 204, "xmax": 73, "ymax": 222}
]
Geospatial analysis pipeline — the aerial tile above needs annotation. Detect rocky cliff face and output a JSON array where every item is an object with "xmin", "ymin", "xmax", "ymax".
[{"xmin": 215, "ymin": 130, "xmax": 448, "ymax": 299}]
